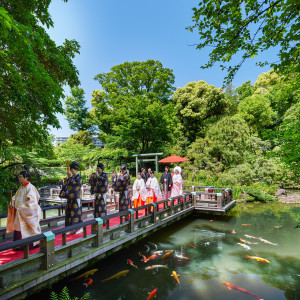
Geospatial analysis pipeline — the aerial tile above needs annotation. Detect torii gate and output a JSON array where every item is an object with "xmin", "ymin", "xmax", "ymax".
[{"xmin": 132, "ymin": 153, "xmax": 163, "ymax": 176}]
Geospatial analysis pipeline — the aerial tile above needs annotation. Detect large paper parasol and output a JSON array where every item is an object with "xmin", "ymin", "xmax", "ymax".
[{"xmin": 158, "ymin": 154, "xmax": 190, "ymax": 163}]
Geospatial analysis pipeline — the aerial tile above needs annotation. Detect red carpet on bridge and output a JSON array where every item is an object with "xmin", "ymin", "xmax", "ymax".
[{"xmin": 0, "ymin": 200, "xmax": 168, "ymax": 265}]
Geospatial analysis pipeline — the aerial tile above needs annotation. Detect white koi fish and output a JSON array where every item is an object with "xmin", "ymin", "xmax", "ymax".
[
  {"xmin": 259, "ymin": 238, "xmax": 277, "ymax": 245},
  {"xmin": 237, "ymin": 243, "xmax": 251, "ymax": 250}
]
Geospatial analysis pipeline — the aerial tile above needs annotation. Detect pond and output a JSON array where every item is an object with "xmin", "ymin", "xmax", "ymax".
[{"xmin": 29, "ymin": 203, "xmax": 300, "ymax": 300}]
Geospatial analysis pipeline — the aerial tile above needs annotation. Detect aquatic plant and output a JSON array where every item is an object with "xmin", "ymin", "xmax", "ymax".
[{"xmin": 50, "ymin": 286, "xmax": 89, "ymax": 300}]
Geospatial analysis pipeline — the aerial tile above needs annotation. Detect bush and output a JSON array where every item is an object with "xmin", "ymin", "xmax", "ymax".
[{"xmin": 244, "ymin": 187, "xmax": 276, "ymax": 202}]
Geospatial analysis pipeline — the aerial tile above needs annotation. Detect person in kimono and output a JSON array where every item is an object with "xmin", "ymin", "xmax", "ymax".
[
  {"xmin": 160, "ymin": 166, "xmax": 173, "ymax": 199},
  {"xmin": 90, "ymin": 163, "xmax": 108, "ymax": 218},
  {"xmin": 171, "ymin": 166, "xmax": 184, "ymax": 197},
  {"xmin": 141, "ymin": 168, "xmax": 147, "ymax": 183},
  {"xmin": 6, "ymin": 170, "xmax": 41, "ymax": 249},
  {"xmin": 132, "ymin": 172, "xmax": 147, "ymax": 208},
  {"xmin": 146, "ymin": 168, "xmax": 151, "ymax": 182},
  {"xmin": 112, "ymin": 163, "xmax": 130, "ymax": 212},
  {"xmin": 146, "ymin": 171, "xmax": 162, "ymax": 204},
  {"xmin": 59, "ymin": 161, "xmax": 83, "ymax": 233},
  {"xmin": 111, "ymin": 170, "xmax": 117, "ymax": 184}
]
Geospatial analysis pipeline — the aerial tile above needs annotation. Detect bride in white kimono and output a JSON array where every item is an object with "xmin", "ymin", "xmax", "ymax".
[
  {"xmin": 132, "ymin": 173, "xmax": 147, "ymax": 207},
  {"xmin": 145, "ymin": 171, "xmax": 162, "ymax": 204},
  {"xmin": 171, "ymin": 166, "xmax": 184, "ymax": 197}
]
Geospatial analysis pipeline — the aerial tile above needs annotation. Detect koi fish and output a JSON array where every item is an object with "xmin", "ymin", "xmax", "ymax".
[
  {"xmin": 274, "ymin": 226, "xmax": 282, "ymax": 228},
  {"xmin": 210, "ymin": 218, "xmax": 215, "ymax": 222},
  {"xmin": 127, "ymin": 259, "xmax": 138, "ymax": 269},
  {"xmin": 187, "ymin": 245, "xmax": 196, "ymax": 248},
  {"xmin": 232, "ymin": 229, "xmax": 236, "ymax": 234},
  {"xmin": 144, "ymin": 245, "xmax": 150, "ymax": 253},
  {"xmin": 245, "ymin": 234, "xmax": 260, "ymax": 240},
  {"xmin": 146, "ymin": 254, "xmax": 157, "ymax": 261},
  {"xmin": 259, "ymin": 238, "xmax": 277, "ymax": 245},
  {"xmin": 175, "ymin": 254, "xmax": 189, "ymax": 260},
  {"xmin": 246, "ymin": 255, "xmax": 270, "ymax": 263},
  {"xmin": 145, "ymin": 265, "xmax": 168, "ymax": 270},
  {"xmin": 171, "ymin": 271, "xmax": 180, "ymax": 285},
  {"xmin": 101, "ymin": 270, "xmax": 130, "ymax": 283},
  {"xmin": 242, "ymin": 224, "xmax": 251, "ymax": 226},
  {"xmin": 240, "ymin": 238, "xmax": 257, "ymax": 245},
  {"xmin": 147, "ymin": 288, "xmax": 157, "ymax": 300},
  {"xmin": 162, "ymin": 250, "xmax": 174, "ymax": 259},
  {"xmin": 222, "ymin": 282, "xmax": 263, "ymax": 299},
  {"xmin": 148, "ymin": 242, "xmax": 158, "ymax": 250},
  {"xmin": 154, "ymin": 250, "xmax": 164, "ymax": 255},
  {"xmin": 237, "ymin": 243, "xmax": 251, "ymax": 250},
  {"xmin": 139, "ymin": 252, "xmax": 148, "ymax": 262},
  {"xmin": 83, "ymin": 278, "xmax": 93, "ymax": 287},
  {"xmin": 72, "ymin": 269, "xmax": 98, "ymax": 280}
]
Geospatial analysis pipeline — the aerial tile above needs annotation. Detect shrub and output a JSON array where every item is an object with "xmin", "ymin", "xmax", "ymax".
[{"xmin": 244, "ymin": 187, "xmax": 276, "ymax": 202}]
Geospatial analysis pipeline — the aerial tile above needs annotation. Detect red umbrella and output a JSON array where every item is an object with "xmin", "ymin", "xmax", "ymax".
[{"xmin": 158, "ymin": 154, "xmax": 190, "ymax": 163}]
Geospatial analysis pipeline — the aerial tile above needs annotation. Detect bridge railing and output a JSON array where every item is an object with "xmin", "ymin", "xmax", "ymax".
[{"xmin": 0, "ymin": 193, "xmax": 194, "ymax": 290}]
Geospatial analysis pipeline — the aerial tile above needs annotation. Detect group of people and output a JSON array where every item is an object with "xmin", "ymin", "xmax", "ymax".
[
  {"xmin": 132, "ymin": 166, "xmax": 184, "ymax": 208},
  {"xmin": 6, "ymin": 162, "xmax": 183, "ymax": 245}
]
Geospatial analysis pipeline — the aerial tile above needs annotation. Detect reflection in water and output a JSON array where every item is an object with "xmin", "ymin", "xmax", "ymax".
[{"xmin": 29, "ymin": 203, "xmax": 300, "ymax": 300}]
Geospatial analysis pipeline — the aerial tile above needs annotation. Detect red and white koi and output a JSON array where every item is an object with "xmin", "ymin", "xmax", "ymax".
[
  {"xmin": 139, "ymin": 252, "xmax": 148, "ymax": 262},
  {"xmin": 145, "ymin": 265, "xmax": 168, "ymax": 270},
  {"xmin": 127, "ymin": 259, "xmax": 138, "ymax": 269},
  {"xmin": 259, "ymin": 238, "xmax": 277, "ymax": 245},
  {"xmin": 83, "ymin": 278, "xmax": 93, "ymax": 287},
  {"xmin": 245, "ymin": 234, "xmax": 260, "ymax": 240},
  {"xmin": 240, "ymin": 238, "xmax": 257, "ymax": 245}
]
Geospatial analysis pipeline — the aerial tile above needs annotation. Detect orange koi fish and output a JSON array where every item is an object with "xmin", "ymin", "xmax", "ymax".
[
  {"xmin": 127, "ymin": 259, "xmax": 138, "ymax": 269},
  {"xmin": 162, "ymin": 250, "xmax": 174, "ymax": 259},
  {"xmin": 187, "ymin": 244, "xmax": 196, "ymax": 248},
  {"xmin": 274, "ymin": 226, "xmax": 282, "ymax": 228},
  {"xmin": 171, "ymin": 271, "xmax": 180, "ymax": 285},
  {"xmin": 147, "ymin": 288, "xmax": 157, "ymax": 300},
  {"xmin": 242, "ymin": 224, "xmax": 251, "ymax": 226},
  {"xmin": 222, "ymin": 282, "xmax": 263, "ymax": 299},
  {"xmin": 246, "ymin": 255, "xmax": 270, "ymax": 263},
  {"xmin": 210, "ymin": 218, "xmax": 215, "ymax": 222},
  {"xmin": 146, "ymin": 254, "xmax": 157, "ymax": 261},
  {"xmin": 154, "ymin": 250, "xmax": 164, "ymax": 255},
  {"xmin": 139, "ymin": 252, "xmax": 148, "ymax": 262},
  {"xmin": 83, "ymin": 278, "xmax": 93, "ymax": 287},
  {"xmin": 232, "ymin": 229, "xmax": 236, "ymax": 234}
]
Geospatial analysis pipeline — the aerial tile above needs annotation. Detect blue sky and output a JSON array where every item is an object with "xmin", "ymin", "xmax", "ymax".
[{"xmin": 47, "ymin": 0, "xmax": 278, "ymax": 138}]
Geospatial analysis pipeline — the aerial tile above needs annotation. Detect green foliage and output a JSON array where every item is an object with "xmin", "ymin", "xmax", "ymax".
[
  {"xmin": 50, "ymin": 286, "xmax": 89, "ymax": 300},
  {"xmin": 244, "ymin": 187, "xmax": 276, "ymax": 202},
  {"xmin": 0, "ymin": 1, "xmax": 80, "ymax": 148},
  {"xmin": 65, "ymin": 87, "xmax": 91, "ymax": 131},
  {"xmin": 238, "ymin": 94, "xmax": 276, "ymax": 132},
  {"xmin": 90, "ymin": 60, "xmax": 176, "ymax": 153},
  {"xmin": 235, "ymin": 81, "xmax": 254, "ymax": 101},
  {"xmin": 172, "ymin": 80, "xmax": 229, "ymax": 142},
  {"xmin": 188, "ymin": 0, "xmax": 300, "ymax": 84},
  {"xmin": 68, "ymin": 131, "xmax": 95, "ymax": 147}
]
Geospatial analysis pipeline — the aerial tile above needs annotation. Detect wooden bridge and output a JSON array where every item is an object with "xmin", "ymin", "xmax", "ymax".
[{"xmin": 0, "ymin": 186, "xmax": 235, "ymax": 300}]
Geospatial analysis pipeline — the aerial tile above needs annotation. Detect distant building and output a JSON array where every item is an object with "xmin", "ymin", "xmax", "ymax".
[{"xmin": 55, "ymin": 135, "xmax": 106, "ymax": 148}]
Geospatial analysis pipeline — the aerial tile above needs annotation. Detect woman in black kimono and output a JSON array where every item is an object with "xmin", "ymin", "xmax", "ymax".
[
  {"xmin": 59, "ymin": 161, "xmax": 83, "ymax": 231},
  {"xmin": 90, "ymin": 163, "xmax": 108, "ymax": 218}
]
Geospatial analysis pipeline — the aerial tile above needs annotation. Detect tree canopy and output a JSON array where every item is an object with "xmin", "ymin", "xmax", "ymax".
[
  {"xmin": 0, "ymin": 1, "xmax": 80, "ymax": 149},
  {"xmin": 188, "ymin": 0, "xmax": 300, "ymax": 83}
]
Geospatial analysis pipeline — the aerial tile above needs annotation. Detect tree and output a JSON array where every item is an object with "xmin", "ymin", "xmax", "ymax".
[
  {"xmin": 188, "ymin": 0, "xmax": 300, "ymax": 83},
  {"xmin": 65, "ymin": 87, "xmax": 90, "ymax": 131},
  {"xmin": 172, "ymin": 80, "xmax": 229, "ymax": 142},
  {"xmin": 0, "ymin": 1, "xmax": 80, "ymax": 149},
  {"xmin": 235, "ymin": 81, "xmax": 254, "ymax": 101},
  {"xmin": 90, "ymin": 60, "xmax": 176, "ymax": 153},
  {"xmin": 238, "ymin": 94, "xmax": 276, "ymax": 132},
  {"xmin": 68, "ymin": 130, "xmax": 95, "ymax": 147}
]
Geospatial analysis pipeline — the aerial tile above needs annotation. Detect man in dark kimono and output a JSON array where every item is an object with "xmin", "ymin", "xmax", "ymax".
[
  {"xmin": 146, "ymin": 168, "xmax": 151, "ymax": 182},
  {"xmin": 160, "ymin": 166, "xmax": 173, "ymax": 199},
  {"xmin": 112, "ymin": 164, "xmax": 130, "ymax": 213},
  {"xmin": 90, "ymin": 163, "xmax": 108, "ymax": 218},
  {"xmin": 141, "ymin": 168, "xmax": 147, "ymax": 183},
  {"xmin": 59, "ymin": 161, "xmax": 83, "ymax": 233},
  {"xmin": 111, "ymin": 170, "xmax": 117, "ymax": 184}
]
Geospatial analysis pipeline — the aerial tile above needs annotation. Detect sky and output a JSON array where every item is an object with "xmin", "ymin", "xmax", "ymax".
[{"xmin": 47, "ymin": 0, "xmax": 278, "ymax": 138}]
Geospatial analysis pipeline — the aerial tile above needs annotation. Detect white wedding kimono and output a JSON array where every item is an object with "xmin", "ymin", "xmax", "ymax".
[
  {"xmin": 146, "ymin": 176, "xmax": 162, "ymax": 204},
  {"xmin": 132, "ymin": 178, "xmax": 147, "ymax": 207},
  {"xmin": 6, "ymin": 182, "xmax": 42, "ymax": 239},
  {"xmin": 171, "ymin": 173, "xmax": 184, "ymax": 197}
]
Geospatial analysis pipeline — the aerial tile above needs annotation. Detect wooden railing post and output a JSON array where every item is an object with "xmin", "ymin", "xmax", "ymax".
[
  {"xmin": 151, "ymin": 203, "xmax": 157, "ymax": 223},
  {"xmin": 182, "ymin": 194, "xmax": 187, "ymax": 209},
  {"xmin": 169, "ymin": 198, "xmax": 174, "ymax": 216},
  {"xmin": 191, "ymin": 192, "xmax": 197, "ymax": 207},
  {"xmin": 192, "ymin": 186, "xmax": 195, "ymax": 192},
  {"xmin": 217, "ymin": 193, "xmax": 223, "ymax": 208},
  {"xmin": 40, "ymin": 231, "xmax": 55, "ymax": 270},
  {"xmin": 127, "ymin": 209, "xmax": 135, "ymax": 233},
  {"xmin": 92, "ymin": 217, "xmax": 103, "ymax": 247}
]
